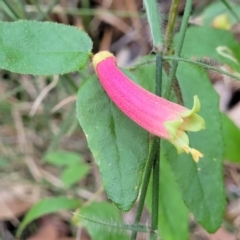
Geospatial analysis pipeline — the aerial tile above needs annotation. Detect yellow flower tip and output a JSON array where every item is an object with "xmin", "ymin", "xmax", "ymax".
[
  {"xmin": 182, "ymin": 145, "xmax": 203, "ymax": 162},
  {"xmin": 169, "ymin": 131, "xmax": 203, "ymax": 162},
  {"xmin": 193, "ymin": 95, "xmax": 201, "ymax": 113},
  {"xmin": 92, "ymin": 51, "xmax": 115, "ymax": 70}
]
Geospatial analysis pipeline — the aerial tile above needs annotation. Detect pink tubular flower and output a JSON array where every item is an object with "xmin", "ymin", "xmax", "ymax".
[{"xmin": 92, "ymin": 51, "xmax": 205, "ymax": 162}]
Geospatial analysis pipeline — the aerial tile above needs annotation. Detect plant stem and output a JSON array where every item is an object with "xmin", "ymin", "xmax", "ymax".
[
  {"xmin": 163, "ymin": 56, "xmax": 240, "ymax": 81},
  {"xmin": 155, "ymin": 53, "xmax": 163, "ymax": 96},
  {"xmin": 0, "ymin": 0, "xmax": 21, "ymax": 19},
  {"xmin": 77, "ymin": 214, "xmax": 152, "ymax": 233},
  {"xmin": 133, "ymin": 56, "xmax": 240, "ymax": 82},
  {"xmin": 164, "ymin": 0, "xmax": 179, "ymax": 54},
  {"xmin": 131, "ymin": 136, "xmax": 159, "ymax": 240},
  {"xmin": 63, "ymin": 74, "xmax": 79, "ymax": 93},
  {"xmin": 150, "ymin": 53, "xmax": 162, "ymax": 239},
  {"xmin": 131, "ymin": 53, "xmax": 162, "ymax": 240},
  {"xmin": 151, "ymin": 145, "xmax": 160, "ymax": 240},
  {"xmin": 220, "ymin": 0, "xmax": 240, "ymax": 23},
  {"xmin": 164, "ymin": 0, "xmax": 192, "ymax": 99}
]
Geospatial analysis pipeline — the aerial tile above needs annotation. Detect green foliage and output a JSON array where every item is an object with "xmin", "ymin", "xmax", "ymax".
[
  {"xmin": 44, "ymin": 150, "xmax": 89, "ymax": 188},
  {"xmin": 163, "ymin": 64, "xmax": 225, "ymax": 232},
  {"xmin": 76, "ymin": 75, "xmax": 149, "ymax": 211},
  {"xmin": 17, "ymin": 197, "xmax": 80, "ymax": 237},
  {"xmin": 177, "ymin": 26, "xmax": 240, "ymax": 71},
  {"xmin": 134, "ymin": 61, "xmax": 225, "ymax": 232},
  {"xmin": 44, "ymin": 150, "xmax": 83, "ymax": 166},
  {"xmin": 146, "ymin": 156, "xmax": 189, "ymax": 240},
  {"xmin": 61, "ymin": 163, "xmax": 89, "ymax": 188},
  {"xmin": 202, "ymin": 1, "xmax": 240, "ymax": 26},
  {"xmin": 222, "ymin": 114, "xmax": 240, "ymax": 162},
  {"xmin": 143, "ymin": 0, "xmax": 163, "ymax": 49},
  {"xmin": 0, "ymin": 21, "xmax": 92, "ymax": 75},
  {"xmin": 74, "ymin": 202, "xmax": 130, "ymax": 240}
]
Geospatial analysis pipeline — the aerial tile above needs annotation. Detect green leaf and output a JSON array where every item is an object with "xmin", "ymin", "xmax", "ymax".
[
  {"xmin": 134, "ymin": 62, "xmax": 189, "ymax": 239},
  {"xmin": 146, "ymin": 156, "xmax": 189, "ymax": 240},
  {"xmin": 76, "ymin": 75, "xmax": 149, "ymax": 211},
  {"xmin": 202, "ymin": 1, "xmax": 240, "ymax": 26},
  {"xmin": 0, "ymin": 20, "xmax": 92, "ymax": 75},
  {"xmin": 61, "ymin": 163, "xmax": 89, "ymax": 188},
  {"xmin": 133, "ymin": 63, "xmax": 155, "ymax": 92},
  {"xmin": 222, "ymin": 113, "xmax": 240, "ymax": 162},
  {"xmin": 163, "ymin": 63, "xmax": 225, "ymax": 232},
  {"xmin": 177, "ymin": 26, "xmax": 240, "ymax": 71},
  {"xmin": 143, "ymin": 0, "xmax": 163, "ymax": 49},
  {"xmin": 44, "ymin": 150, "xmax": 83, "ymax": 166},
  {"xmin": 74, "ymin": 202, "xmax": 129, "ymax": 240},
  {"xmin": 17, "ymin": 196, "xmax": 80, "ymax": 237}
]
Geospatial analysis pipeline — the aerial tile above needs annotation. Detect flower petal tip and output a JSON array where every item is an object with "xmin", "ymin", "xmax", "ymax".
[
  {"xmin": 92, "ymin": 51, "xmax": 115, "ymax": 70},
  {"xmin": 193, "ymin": 95, "xmax": 201, "ymax": 113},
  {"xmin": 182, "ymin": 95, "xmax": 201, "ymax": 117}
]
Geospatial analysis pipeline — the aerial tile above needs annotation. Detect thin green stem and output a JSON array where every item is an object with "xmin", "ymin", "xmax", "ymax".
[
  {"xmin": 131, "ymin": 137, "xmax": 159, "ymax": 240},
  {"xmin": 62, "ymin": 75, "xmax": 79, "ymax": 93},
  {"xmin": 164, "ymin": 0, "xmax": 193, "ymax": 99},
  {"xmin": 164, "ymin": 0, "xmax": 179, "ymax": 54},
  {"xmin": 155, "ymin": 53, "xmax": 163, "ymax": 96},
  {"xmin": 163, "ymin": 56, "xmax": 240, "ymax": 81},
  {"xmin": 220, "ymin": 0, "xmax": 240, "ymax": 23},
  {"xmin": 78, "ymin": 214, "xmax": 152, "ymax": 233},
  {"xmin": 0, "ymin": 0, "xmax": 21, "ymax": 19},
  {"xmin": 133, "ymin": 56, "xmax": 240, "ymax": 82},
  {"xmin": 151, "ymin": 146, "xmax": 160, "ymax": 240},
  {"xmin": 151, "ymin": 53, "xmax": 162, "ymax": 240}
]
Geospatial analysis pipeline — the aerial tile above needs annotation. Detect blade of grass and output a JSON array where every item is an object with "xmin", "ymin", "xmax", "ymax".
[
  {"xmin": 0, "ymin": 0, "xmax": 20, "ymax": 19},
  {"xmin": 143, "ymin": 0, "xmax": 163, "ymax": 51}
]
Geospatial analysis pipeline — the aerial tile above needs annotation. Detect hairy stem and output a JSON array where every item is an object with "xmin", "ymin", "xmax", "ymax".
[
  {"xmin": 164, "ymin": 0, "xmax": 193, "ymax": 99},
  {"xmin": 164, "ymin": 56, "xmax": 240, "ymax": 81},
  {"xmin": 150, "ymin": 53, "xmax": 162, "ymax": 240}
]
